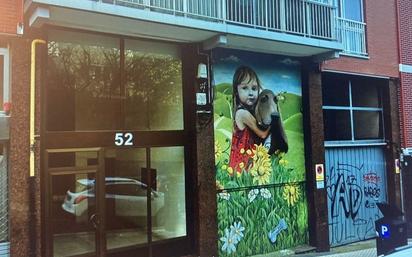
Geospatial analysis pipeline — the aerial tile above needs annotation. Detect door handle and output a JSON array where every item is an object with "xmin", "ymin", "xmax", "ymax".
[{"xmin": 89, "ymin": 213, "xmax": 100, "ymax": 229}]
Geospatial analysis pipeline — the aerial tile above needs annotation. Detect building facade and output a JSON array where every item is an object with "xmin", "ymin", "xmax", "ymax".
[
  {"xmin": 0, "ymin": 0, "xmax": 25, "ymax": 255},
  {"xmin": 320, "ymin": 0, "xmax": 401, "ymax": 248},
  {"xmin": 397, "ymin": 0, "xmax": 412, "ymax": 237},
  {"xmin": 0, "ymin": 0, "xmax": 403, "ymax": 256}
]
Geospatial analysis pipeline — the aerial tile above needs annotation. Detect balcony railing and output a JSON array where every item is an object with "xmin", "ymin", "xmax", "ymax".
[
  {"xmin": 336, "ymin": 17, "xmax": 367, "ymax": 56},
  {"xmin": 95, "ymin": 0, "xmax": 337, "ymax": 41}
]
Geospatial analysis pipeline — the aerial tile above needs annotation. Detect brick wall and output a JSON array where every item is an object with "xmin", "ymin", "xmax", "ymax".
[
  {"xmin": 0, "ymin": 0, "xmax": 22, "ymax": 35},
  {"xmin": 398, "ymin": 0, "xmax": 412, "ymax": 148},
  {"xmin": 322, "ymin": 0, "xmax": 399, "ymax": 78}
]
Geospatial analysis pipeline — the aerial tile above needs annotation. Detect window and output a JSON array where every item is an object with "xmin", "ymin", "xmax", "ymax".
[
  {"xmin": 335, "ymin": 0, "xmax": 367, "ymax": 56},
  {"xmin": 337, "ymin": 0, "xmax": 363, "ymax": 21},
  {"xmin": 0, "ymin": 48, "xmax": 10, "ymax": 115},
  {"xmin": 322, "ymin": 75, "xmax": 384, "ymax": 143},
  {"xmin": 46, "ymin": 30, "xmax": 183, "ymax": 132}
]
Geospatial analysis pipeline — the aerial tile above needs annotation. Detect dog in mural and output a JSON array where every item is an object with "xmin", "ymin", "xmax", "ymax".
[{"xmin": 255, "ymin": 89, "xmax": 288, "ymax": 154}]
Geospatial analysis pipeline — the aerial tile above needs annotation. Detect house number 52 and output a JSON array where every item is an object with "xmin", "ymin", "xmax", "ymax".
[{"xmin": 114, "ymin": 133, "xmax": 133, "ymax": 146}]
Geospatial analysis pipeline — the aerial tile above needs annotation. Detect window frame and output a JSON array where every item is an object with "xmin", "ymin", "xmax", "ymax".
[
  {"xmin": 323, "ymin": 79, "xmax": 385, "ymax": 146},
  {"xmin": 338, "ymin": 0, "xmax": 364, "ymax": 22},
  {"xmin": 0, "ymin": 48, "xmax": 10, "ymax": 116}
]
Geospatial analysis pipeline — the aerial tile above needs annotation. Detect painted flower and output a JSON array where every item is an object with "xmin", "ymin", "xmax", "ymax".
[
  {"xmin": 227, "ymin": 167, "xmax": 234, "ymax": 176},
  {"xmin": 215, "ymin": 140, "xmax": 222, "ymax": 164},
  {"xmin": 230, "ymin": 221, "xmax": 245, "ymax": 242},
  {"xmin": 218, "ymin": 191, "xmax": 231, "ymax": 201},
  {"xmin": 283, "ymin": 184, "xmax": 301, "ymax": 206},
  {"xmin": 260, "ymin": 188, "xmax": 272, "ymax": 199},
  {"xmin": 250, "ymin": 156, "xmax": 272, "ymax": 185},
  {"xmin": 249, "ymin": 144, "xmax": 272, "ymax": 185},
  {"xmin": 240, "ymin": 148, "xmax": 245, "ymax": 154},
  {"xmin": 216, "ymin": 180, "xmax": 224, "ymax": 190},
  {"xmin": 252, "ymin": 144, "xmax": 269, "ymax": 160},
  {"xmin": 246, "ymin": 149, "xmax": 252, "ymax": 155},
  {"xmin": 248, "ymin": 188, "xmax": 259, "ymax": 203},
  {"xmin": 220, "ymin": 228, "xmax": 237, "ymax": 254},
  {"xmin": 239, "ymin": 162, "xmax": 245, "ymax": 169},
  {"xmin": 279, "ymin": 159, "xmax": 289, "ymax": 167}
]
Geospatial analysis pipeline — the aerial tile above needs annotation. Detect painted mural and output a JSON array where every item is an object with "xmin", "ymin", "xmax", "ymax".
[{"xmin": 213, "ymin": 48, "xmax": 308, "ymax": 256}]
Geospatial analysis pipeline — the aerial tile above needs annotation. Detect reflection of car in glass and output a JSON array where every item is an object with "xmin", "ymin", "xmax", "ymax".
[{"xmin": 62, "ymin": 177, "xmax": 164, "ymax": 218}]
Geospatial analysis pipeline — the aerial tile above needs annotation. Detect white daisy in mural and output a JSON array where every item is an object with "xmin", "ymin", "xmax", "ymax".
[
  {"xmin": 230, "ymin": 221, "xmax": 245, "ymax": 242},
  {"xmin": 220, "ymin": 228, "xmax": 237, "ymax": 254},
  {"xmin": 260, "ymin": 188, "xmax": 272, "ymax": 199},
  {"xmin": 248, "ymin": 189, "xmax": 259, "ymax": 203},
  {"xmin": 218, "ymin": 192, "xmax": 231, "ymax": 201}
]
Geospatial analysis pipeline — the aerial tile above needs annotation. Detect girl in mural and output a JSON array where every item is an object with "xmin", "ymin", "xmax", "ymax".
[{"xmin": 229, "ymin": 66, "xmax": 270, "ymax": 173}]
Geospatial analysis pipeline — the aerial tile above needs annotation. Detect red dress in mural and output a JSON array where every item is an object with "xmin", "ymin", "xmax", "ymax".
[{"xmin": 229, "ymin": 123, "xmax": 259, "ymax": 173}]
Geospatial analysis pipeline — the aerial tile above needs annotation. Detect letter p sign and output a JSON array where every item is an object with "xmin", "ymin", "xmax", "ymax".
[{"xmin": 381, "ymin": 225, "xmax": 390, "ymax": 238}]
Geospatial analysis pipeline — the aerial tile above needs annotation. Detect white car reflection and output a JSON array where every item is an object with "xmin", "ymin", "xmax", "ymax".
[{"xmin": 62, "ymin": 177, "xmax": 165, "ymax": 217}]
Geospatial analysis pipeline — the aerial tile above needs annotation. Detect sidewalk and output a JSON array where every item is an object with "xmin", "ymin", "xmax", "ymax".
[{"xmin": 252, "ymin": 238, "xmax": 412, "ymax": 257}]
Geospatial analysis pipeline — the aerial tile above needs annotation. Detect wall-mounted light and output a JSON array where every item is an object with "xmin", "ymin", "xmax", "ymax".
[{"xmin": 197, "ymin": 63, "xmax": 208, "ymax": 79}]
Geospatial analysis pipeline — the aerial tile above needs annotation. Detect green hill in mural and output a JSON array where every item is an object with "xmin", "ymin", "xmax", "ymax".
[
  {"xmin": 214, "ymin": 91, "xmax": 233, "ymax": 119},
  {"xmin": 214, "ymin": 115, "xmax": 233, "ymax": 165},
  {"xmin": 215, "ymin": 83, "xmax": 233, "ymax": 95},
  {"xmin": 283, "ymin": 130, "xmax": 305, "ymax": 181},
  {"xmin": 278, "ymin": 93, "xmax": 302, "ymax": 121},
  {"xmin": 284, "ymin": 113, "xmax": 303, "ymax": 133}
]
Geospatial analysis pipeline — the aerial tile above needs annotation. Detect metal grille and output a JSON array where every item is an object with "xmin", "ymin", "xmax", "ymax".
[
  {"xmin": 325, "ymin": 146, "xmax": 386, "ymax": 246},
  {"xmin": 336, "ymin": 17, "xmax": 367, "ymax": 56},
  {"xmin": 94, "ymin": 0, "xmax": 337, "ymax": 41},
  {"xmin": 0, "ymin": 148, "xmax": 8, "ymax": 243}
]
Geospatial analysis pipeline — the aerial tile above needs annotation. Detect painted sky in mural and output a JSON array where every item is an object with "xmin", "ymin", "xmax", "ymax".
[{"xmin": 213, "ymin": 49, "xmax": 301, "ymax": 95}]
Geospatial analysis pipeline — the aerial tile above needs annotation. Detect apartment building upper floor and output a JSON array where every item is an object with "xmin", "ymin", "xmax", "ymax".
[
  {"xmin": 24, "ymin": 0, "xmax": 344, "ymax": 60},
  {"xmin": 322, "ymin": 0, "xmax": 399, "ymax": 78},
  {"xmin": 23, "ymin": 0, "xmax": 399, "ymax": 75}
]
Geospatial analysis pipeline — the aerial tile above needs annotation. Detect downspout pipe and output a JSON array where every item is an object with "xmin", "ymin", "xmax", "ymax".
[{"xmin": 30, "ymin": 39, "xmax": 46, "ymax": 177}]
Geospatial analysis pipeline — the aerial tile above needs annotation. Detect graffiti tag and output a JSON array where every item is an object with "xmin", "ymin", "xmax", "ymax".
[
  {"xmin": 363, "ymin": 173, "xmax": 381, "ymax": 184},
  {"xmin": 326, "ymin": 163, "xmax": 384, "ymax": 246}
]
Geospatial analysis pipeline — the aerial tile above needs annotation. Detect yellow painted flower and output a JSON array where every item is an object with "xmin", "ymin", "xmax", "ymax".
[
  {"xmin": 283, "ymin": 184, "xmax": 300, "ymax": 206},
  {"xmin": 250, "ymin": 144, "xmax": 272, "ymax": 185},
  {"xmin": 246, "ymin": 149, "xmax": 252, "ymax": 155},
  {"xmin": 279, "ymin": 159, "xmax": 289, "ymax": 167},
  {"xmin": 216, "ymin": 180, "xmax": 224, "ymax": 190},
  {"xmin": 227, "ymin": 167, "xmax": 234, "ymax": 176},
  {"xmin": 236, "ymin": 171, "xmax": 242, "ymax": 178},
  {"xmin": 239, "ymin": 162, "xmax": 245, "ymax": 169},
  {"xmin": 251, "ymin": 144, "xmax": 270, "ymax": 161},
  {"xmin": 240, "ymin": 148, "xmax": 245, "ymax": 154}
]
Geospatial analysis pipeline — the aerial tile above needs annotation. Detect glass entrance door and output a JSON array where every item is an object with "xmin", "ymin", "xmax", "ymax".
[
  {"xmin": 103, "ymin": 148, "xmax": 149, "ymax": 256},
  {"xmin": 104, "ymin": 147, "xmax": 187, "ymax": 257},
  {"xmin": 46, "ymin": 148, "xmax": 103, "ymax": 257},
  {"xmin": 46, "ymin": 146, "xmax": 189, "ymax": 257},
  {"xmin": 44, "ymin": 29, "xmax": 193, "ymax": 257}
]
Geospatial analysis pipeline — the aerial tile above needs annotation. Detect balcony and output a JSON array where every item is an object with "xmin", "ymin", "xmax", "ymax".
[
  {"xmin": 336, "ymin": 17, "xmax": 367, "ymax": 57},
  {"xmin": 25, "ymin": 0, "xmax": 343, "ymax": 58}
]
